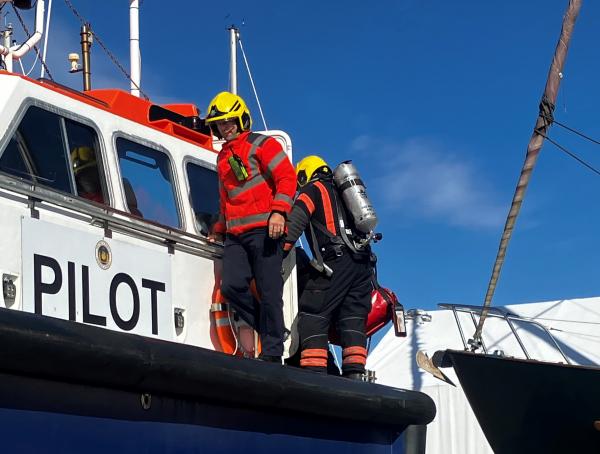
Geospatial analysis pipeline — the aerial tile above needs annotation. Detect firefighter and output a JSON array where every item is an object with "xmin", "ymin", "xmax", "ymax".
[
  {"xmin": 284, "ymin": 155, "xmax": 373, "ymax": 379},
  {"xmin": 71, "ymin": 146, "xmax": 104, "ymax": 204},
  {"xmin": 206, "ymin": 91, "xmax": 296, "ymax": 363}
]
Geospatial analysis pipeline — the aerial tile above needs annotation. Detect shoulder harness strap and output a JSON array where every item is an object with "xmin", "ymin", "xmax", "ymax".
[{"xmin": 307, "ymin": 185, "xmax": 362, "ymax": 255}]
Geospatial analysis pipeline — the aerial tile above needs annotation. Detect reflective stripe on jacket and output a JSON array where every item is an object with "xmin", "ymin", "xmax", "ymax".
[{"xmin": 213, "ymin": 131, "xmax": 296, "ymax": 235}]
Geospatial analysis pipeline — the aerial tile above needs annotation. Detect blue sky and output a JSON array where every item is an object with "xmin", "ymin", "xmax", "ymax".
[{"xmin": 8, "ymin": 0, "xmax": 600, "ymax": 314}]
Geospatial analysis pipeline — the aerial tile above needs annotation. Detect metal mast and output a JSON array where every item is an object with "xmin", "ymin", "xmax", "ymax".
[
  {"xmin": 129, "ymin": 0, "xmax": 141, "ymax": 97},
  {"xmin": 229, "ymin": 25, "xmax": 238, "ymax": 94},
  {"xmin": 470, "ymin": 0, "xmax": 583, "ymax": 349},
  {"xmin": 80, "ymin": 23, "xmax": 92, "ymax": 91}
]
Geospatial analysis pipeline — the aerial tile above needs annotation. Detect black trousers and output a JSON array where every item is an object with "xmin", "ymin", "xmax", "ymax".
[
  {"xmin": 221, "ymin": 228, "xmax": 285, "ymax": 356},
  {"xmin": 298, "ymin": 252, "xmax": 372, "ymax": 374}
]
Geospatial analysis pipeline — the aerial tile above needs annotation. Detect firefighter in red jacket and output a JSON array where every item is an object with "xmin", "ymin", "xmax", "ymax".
[
  {"xmin": 206, "ymin": 92, "xmax": 296, "ymax": 363},
  {"xmin": 284, "ymin": 155, "xmax": 373, "ymax": 379}
]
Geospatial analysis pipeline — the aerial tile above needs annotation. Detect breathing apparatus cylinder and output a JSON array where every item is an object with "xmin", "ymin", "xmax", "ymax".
[{"xmin": 333, "ymin": 161, "xmax": 378, "ymax": 233}]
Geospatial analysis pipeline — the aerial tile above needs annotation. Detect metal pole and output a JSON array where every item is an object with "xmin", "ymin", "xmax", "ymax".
[
  {"xmin": 129, "ymin": 0, "xmax": 141, "ymax": 97},
  {"xmin": 228, "ymin": 25, "xmax": 238, "ymax": 94},
  {"xmin": 40, "ymin": 0, "xmax": 52, "ymax": 78},
  {"xmin": 3, "ymin": 25, "xmax": 13, "ymax": 73},
  {"xmin": 80, "ymin": 23, "xmax": 92, "ymax": 91},
  {"xmin": 471, "ymin": 0, "xmax": 583, "ymax": 349}
]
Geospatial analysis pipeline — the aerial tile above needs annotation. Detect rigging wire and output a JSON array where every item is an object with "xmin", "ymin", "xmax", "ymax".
[
  {"xmin": 471, "ymin": 0, "xmax": 581, "ymax": 347},
  {"xmin": 238, "ymin": 36, "xmax": 268, "ymax": 131},
  {"xmin": 540, "ymin": 132, "xmax": 600, "ymax": 178},
  {"xmin": 543, "ymin": 114, "xmax": 600, "ymax": 147},
  {"xmin": 522, "ymin": 315, "xmax": 600, "ymax": 325},
  {"xmin": 24, "ymin": 49, "xmax": 39, "ymax": 76},
  {"xmin": 11, "ymin": 3, "xmax": 53, "ymax": 80},
  {"xmin": 547, "ymin": 329, "xmax": 600, "ymax": 339},
  {"xmin": 24, "ymin": 11, "xmax": 43, "ymax": 78},
  {"xmin": 63, "ymin": 0, "xmax": 149, "ymax": 100}
]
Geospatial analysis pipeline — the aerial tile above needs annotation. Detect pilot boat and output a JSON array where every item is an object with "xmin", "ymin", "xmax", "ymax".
[{"xmin": 0, "ymin": 1, "xmax": 435, "ymax": 451}]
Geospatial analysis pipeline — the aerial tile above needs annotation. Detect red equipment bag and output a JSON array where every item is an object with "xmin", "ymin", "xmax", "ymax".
[
  {"xmin": 366, "ymin": 286, "xmax": 395, "ymax": 337},
  {"xmin": 366, "ymin": 285, "xmax": 406, "ymax": 338}
]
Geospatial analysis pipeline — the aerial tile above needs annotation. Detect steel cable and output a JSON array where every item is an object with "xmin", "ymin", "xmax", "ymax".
[
  {"xmin": 543, "ymin": 114, "xmax": 600, "ymax": 147},
  {"xmin": 63, "ymin": 0, "xmax": 148, "ymax": 99},
  {"xmin": 541, "ymin": 133, "xmax": 600, "ymax": 177},
  {"xmin": 11, "ymin": 3, "xmax": 54, "ymax": 80}
]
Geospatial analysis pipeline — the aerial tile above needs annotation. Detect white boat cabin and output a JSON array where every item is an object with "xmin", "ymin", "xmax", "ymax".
[{"xmin": 0, "ymin": 71, "xmax": 299, "ymax": 353}]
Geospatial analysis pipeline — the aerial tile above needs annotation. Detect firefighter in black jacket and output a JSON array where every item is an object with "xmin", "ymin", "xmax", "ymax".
[{"xmin": 284, "ymin": 156, "xmax": 373, "ymax": 379}]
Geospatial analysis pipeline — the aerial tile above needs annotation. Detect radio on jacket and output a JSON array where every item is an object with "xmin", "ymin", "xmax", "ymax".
[
  {"xmin": 333, "ymin": 161, "xmax": 378, "ymax": 233},
  {"xmin": 228, "ymin": 154, "xmax": 249, "ymax": 182}
]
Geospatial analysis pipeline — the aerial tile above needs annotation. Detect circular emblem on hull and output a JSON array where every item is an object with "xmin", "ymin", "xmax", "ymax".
[{"xmin": 95, "ymin": 240, "xmax": 112, "ymax": 270}]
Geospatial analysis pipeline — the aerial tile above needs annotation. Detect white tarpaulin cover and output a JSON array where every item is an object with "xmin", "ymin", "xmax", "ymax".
[{"xmin": 367, "ymin": 297, "xmax": 600, "ymax": 454}]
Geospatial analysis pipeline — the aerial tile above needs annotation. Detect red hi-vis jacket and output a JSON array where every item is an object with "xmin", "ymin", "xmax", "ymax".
[{"xmin": 213, "ymin": 131, "xmax": 296, "ymax": 236}]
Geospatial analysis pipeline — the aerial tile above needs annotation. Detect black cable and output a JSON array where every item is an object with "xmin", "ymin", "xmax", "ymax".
[
  {"xmin": 10, "ymin": 3, "xmax": 54, "ymax": 80},
  {"xmin": 542, "ymin": 113, "xmax": 600, "ymax": 147},
  {"xmin": 538, "ymin": 132, "xmax": 600, "ymax": 177},
  {"xmin": 64, "ymin": 0, "xmax": 149, "ymax": 99}
]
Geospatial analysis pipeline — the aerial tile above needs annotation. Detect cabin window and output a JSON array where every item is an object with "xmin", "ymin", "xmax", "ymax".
[
  {"xmin": 116, "ymin": 137, "xmax": 180, "ymax": 228},
  {"xmin": 186, "ymin": 162, "xmax": 219, "ymax": 236},
  {"xmin": 65, "ymin": 119, "xmax": 106, "ymax": 204},
  {"xmin": 0, "ymin": 106, "xmax": 105, "ymax": 203}
]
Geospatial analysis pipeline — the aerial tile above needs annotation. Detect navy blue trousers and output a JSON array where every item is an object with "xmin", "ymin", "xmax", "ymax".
[
  {"xmin": 298, "ymin": 253, "xmax": 372, "ymax": 374},
  {"xmin": 221, "ymin": 228, "xmax": 285, "ymax": 356}
]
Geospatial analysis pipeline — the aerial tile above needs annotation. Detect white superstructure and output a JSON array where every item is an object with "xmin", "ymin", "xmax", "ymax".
[{"xmin": 0, "ymin": 72, "xmax": 298, "ymax": 352}]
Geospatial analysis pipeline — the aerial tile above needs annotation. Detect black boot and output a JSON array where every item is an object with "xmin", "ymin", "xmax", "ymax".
[
  {"xmin": 343, "ymin": 371, "xmax": 365, "ymax": 381},
  {"xmin": 258, "ymin": 354, "xmax": 282, "ymax": 364}
]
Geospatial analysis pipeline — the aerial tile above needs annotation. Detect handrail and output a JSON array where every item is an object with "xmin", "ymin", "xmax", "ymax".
[{"xmin": 438, "ymin": 303, "xmax": 571, "ymax": 364}]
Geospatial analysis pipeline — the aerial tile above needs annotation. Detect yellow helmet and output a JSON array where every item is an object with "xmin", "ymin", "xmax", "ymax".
[
  {"xmin": 296, "ymin": 155, "xmax": 331, "ymax": 187},
  {"xmin": 205, "ymin": 91, "xmax": 252, "ymax": 137},
  {"xmin": 71, "ymin": 146, "xmax": 97, "ymax": 174}
]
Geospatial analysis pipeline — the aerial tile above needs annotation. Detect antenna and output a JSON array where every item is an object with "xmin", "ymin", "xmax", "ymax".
[
  {"xmin": 228, "ymin": 25, "xmax": 238, "ymax": 94},
  {"xmin": 80, "ymin": 23, "xmax": 92, "ymax": 90},
  {"xmin": 225, "ymin": 24, "xmax": 268, "ymax": 129},
  {"xmin": 39, "ymin": 0, "xmax": 52, "ymax": 78}
]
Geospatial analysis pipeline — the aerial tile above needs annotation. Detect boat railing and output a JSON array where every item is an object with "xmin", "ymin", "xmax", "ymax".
[{"xmin": 438, "ymin": 303, "xmax": 571, "ymax": 365}]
